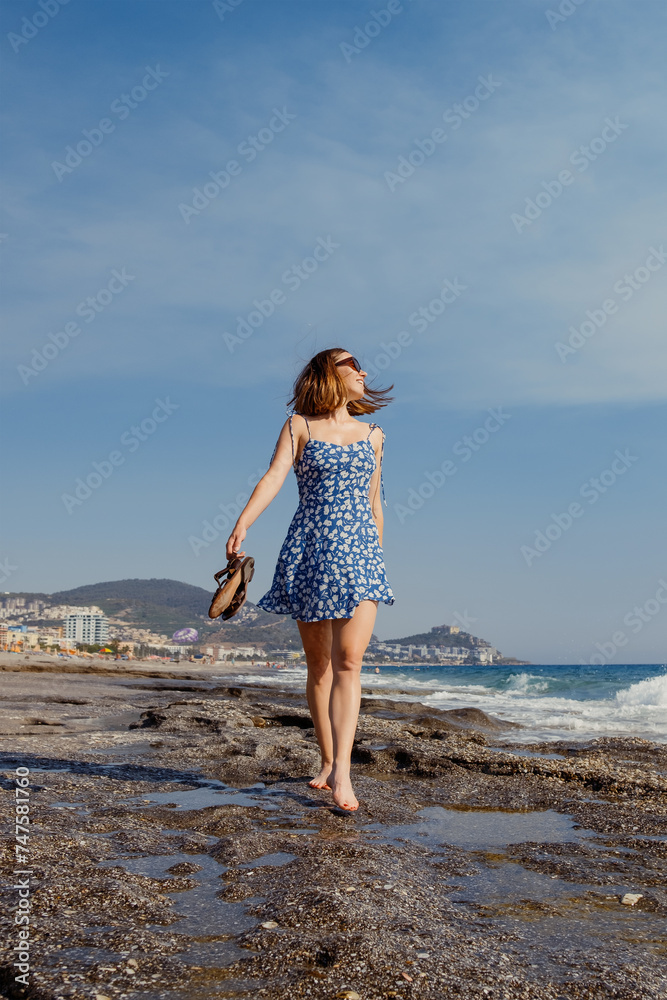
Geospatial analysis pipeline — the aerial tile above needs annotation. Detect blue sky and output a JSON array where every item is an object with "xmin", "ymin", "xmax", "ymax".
[{"xmin": 1, "ymin": 0, "xmax": 666, "ymax": 665}]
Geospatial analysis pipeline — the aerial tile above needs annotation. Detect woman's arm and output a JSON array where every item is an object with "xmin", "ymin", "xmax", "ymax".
[
  {"xmin": 225, "ymin": 418, "xmax": 298, "ymax": 560},
  {"xmin": 368, "ymin": 426, "xmax": 385, "ymax": 547}
]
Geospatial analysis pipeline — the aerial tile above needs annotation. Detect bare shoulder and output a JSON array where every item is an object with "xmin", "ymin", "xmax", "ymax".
[
  {"xmin": 284, "ymin": 413, "xmax": 308, "ymax": 436},
  {"xmin": 367, "ymin": 422, "xmax": 384, "ymax": 451}
]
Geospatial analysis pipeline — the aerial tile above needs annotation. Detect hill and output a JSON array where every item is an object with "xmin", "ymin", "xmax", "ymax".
[
  {"xmin": 6, "ymin": 580, "xmax": 524, "ymax": 659},
  {"xmin": 385, "ymin": 626, "xmax": 481, "ymax": 650},
  {"xmin": 12, "ymin": 578, "xmax": 304, "ymax": 651}
]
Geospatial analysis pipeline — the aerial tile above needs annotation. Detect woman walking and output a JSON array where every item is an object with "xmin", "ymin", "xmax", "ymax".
[{"xmin": 225, "ymin": 348, "xmax": 395, "ymax": 811}]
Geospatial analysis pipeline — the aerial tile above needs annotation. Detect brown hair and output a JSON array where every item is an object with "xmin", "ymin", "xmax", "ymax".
[{"xmin": 287, "ymin": 348, "xmax": 394, "ymax": 416}]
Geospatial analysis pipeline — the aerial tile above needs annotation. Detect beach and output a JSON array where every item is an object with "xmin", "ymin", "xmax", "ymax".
[{"xmin": 1, "ymin": 653, "xmax": 665, "ymax": 1000}]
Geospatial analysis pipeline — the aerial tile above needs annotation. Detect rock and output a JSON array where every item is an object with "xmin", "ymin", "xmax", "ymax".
[
  {"xmin": 261, "ymin": 920, "xmax": 279, "ymax": 928},
  {"xmin": 337, "ymin": 992, "xmax": 361, "ymax": 999},
  {"xmin": 358, "ymin": 698, "xmax": 519, "ymax": 730},
  {"xmin": 621, "ymin": 893, "xmax": 643, "ymax": 906}
]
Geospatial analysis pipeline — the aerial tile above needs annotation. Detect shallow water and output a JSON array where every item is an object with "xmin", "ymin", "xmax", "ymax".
[
  {"xmin": 366, "ymin": 804, "xmax": 592, "ymax": 850},
  {"xmin": 118, "ymin": 782, "xmax": 278, "ymax": 812},
  {"xmin": 99, "ymin": 845, "xmax": 254, "ymax": 943}
]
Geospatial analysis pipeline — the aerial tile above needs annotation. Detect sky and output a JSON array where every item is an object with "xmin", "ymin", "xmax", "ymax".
[{"xmin": 1, "ymin": 0, "xmax": 666, "ymax": 666}]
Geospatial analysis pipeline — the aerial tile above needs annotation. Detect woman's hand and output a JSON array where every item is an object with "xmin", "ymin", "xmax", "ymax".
[{"xmin": 226, "ymin": 524, "xmax": 247, "ymax": 561}]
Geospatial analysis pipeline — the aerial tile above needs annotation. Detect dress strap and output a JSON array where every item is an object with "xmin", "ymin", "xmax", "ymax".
[
  {"xmin": 368, "ymin": 423, "xmax": 388, "ymax": 508},
  {"xmin": 284, "ymin": 407, "xmax": 307, "ymax": 471}
]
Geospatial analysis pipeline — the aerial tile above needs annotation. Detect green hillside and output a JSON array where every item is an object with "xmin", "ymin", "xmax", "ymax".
[
  {"xmin": 384, "ymin": 626, "xmax": 480, "ymax": 649},
  {"xmin": 27, "ymin": 578, "xmax": 304, "ymax": 650},
  {"xmin": 50, "ymin": 578, "xmax": 211, "ymax": 634}
]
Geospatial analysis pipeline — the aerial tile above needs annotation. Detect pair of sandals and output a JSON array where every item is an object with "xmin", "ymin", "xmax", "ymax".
[{"xmin": 208, "ymin": 555, "xmax": 255, "ymax": 620}]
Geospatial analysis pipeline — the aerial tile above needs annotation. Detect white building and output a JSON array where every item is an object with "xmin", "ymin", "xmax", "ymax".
[
  {"xmin": 471, "ymin": 647, "xmax": 496, "ymax": 663},
  {"xmin": 65, "ymin": 613, "xmax": 109, "ymax": 644}
]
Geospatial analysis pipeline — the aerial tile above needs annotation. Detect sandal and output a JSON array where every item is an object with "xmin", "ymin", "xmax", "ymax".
[{"xmin": 208, "ymin": 555, "xmax": 255, "ymax": 620}]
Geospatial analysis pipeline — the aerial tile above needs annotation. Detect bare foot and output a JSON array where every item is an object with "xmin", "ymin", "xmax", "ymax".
[
  {"xmin": 308, "ymin": 764, "xmax": 332, "ymax": 790},
  {"xmin": 328, "ymin": 767, "xmax": 359, "ymax": 811}
]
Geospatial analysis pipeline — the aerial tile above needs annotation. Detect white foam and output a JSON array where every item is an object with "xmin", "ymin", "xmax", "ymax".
[
  {"xmin": 217, "ymin": 667, "xmax": 667, "ymax": 743},
  {"xmin": 423, "ymin": 683, "xmax": 667, "ymax": 743},
  {"xmin": 615, "ymin": 673, "xmax": 667, "ymax": 708},
  {"xmin": 505, "ymin": 672, "xmax": 551, "ymax": 694}
]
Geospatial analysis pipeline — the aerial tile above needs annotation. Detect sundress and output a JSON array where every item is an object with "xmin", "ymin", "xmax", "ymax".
[{"xmin": 257, "ymin": 411, "xmax": 395, "ymax": 622}]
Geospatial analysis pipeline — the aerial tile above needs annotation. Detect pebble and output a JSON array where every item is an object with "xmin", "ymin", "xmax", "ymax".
[
  {"xmin": 621, "ymin": 893, "xmax": 643, "ymax": 906},
  {"xmin": 96, "ymin": 995, "xmax": 112, "ymax": 1000},
  {"xmin": 337, "ymin": 992, "xmax": 361, "ymax": 999},
  {"xmin": 261, "ymin": 920, "xmax": 279, "ymax": 928}
]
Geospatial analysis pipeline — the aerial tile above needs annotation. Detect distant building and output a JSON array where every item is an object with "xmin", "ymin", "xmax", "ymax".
[
  {"xmin": 65, "ymin": 613, "xmax": 109, "ymax": 644},
  {"xmin": 471, "ymin": 647, "xmax": 496, "ymax": 663},
  {"xmin": 216, "ymin": 643, "xmax": 266, "ymax": 660}
]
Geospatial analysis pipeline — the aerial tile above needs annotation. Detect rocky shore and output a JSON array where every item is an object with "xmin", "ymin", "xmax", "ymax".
[{"xmin": 1, "ymin": 655, "xmax": 666, "ymax": 1000}]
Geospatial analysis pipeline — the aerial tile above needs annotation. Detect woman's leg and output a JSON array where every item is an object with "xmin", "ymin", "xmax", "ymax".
[
  {"xmin": 328, "ymin": 599, "xmax": 378, "ymax": 810},
  {"xmin": 297, "ymin": 618, "xmax": 334, "ymax": 788}
]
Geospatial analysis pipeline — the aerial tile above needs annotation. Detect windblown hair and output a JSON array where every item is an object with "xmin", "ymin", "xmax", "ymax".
[{"xmin": 287, "ymin": 348, "xmax": 394, "ymax": 416}]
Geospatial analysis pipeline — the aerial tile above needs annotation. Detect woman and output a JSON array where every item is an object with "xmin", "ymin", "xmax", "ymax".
[{"xmin": 225, "ymin": 348, "xmax": 395, "ymax": 811}]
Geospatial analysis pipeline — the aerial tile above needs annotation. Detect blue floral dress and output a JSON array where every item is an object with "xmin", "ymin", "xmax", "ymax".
[{"xmin": 257, "ymin": 411, "xmax": 395, "ymax": 622}]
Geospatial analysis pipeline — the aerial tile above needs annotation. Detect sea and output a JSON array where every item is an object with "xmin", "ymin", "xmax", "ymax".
[{"xmin": 232, "ymin": 662, "xmax": 667, "ymax": 744}]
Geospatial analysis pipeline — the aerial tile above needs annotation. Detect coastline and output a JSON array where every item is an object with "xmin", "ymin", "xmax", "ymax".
[{"xmin": 1, "ymin": 654, "xmax": 665, "ymax": 999}]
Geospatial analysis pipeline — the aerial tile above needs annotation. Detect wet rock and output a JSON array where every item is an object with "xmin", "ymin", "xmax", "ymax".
[
  {"xmin": 358, "ymin": 698, "xmax": 518, "ymax": 731},
  {"xmin": 2, "ymin": 662, "xmax": 666, "ymax": 1000}
]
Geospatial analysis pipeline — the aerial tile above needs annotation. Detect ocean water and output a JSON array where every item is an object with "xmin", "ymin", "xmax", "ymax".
[{"xmin": 230, "ymin": 663, "xmax": 667, "ymax": 744}]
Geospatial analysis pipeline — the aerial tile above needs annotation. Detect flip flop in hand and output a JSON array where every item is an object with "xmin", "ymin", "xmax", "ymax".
[{"xmin": 208, "ymin": 555, "xmax": 255, "ymax": 620}]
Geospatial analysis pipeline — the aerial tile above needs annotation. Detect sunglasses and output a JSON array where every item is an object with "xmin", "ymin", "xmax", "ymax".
[{"xmin": 334, "ymin": 355, "xmax": 363, "ymax": 373}]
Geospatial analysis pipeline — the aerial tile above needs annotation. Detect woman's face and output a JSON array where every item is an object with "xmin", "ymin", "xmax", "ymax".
[{"xmin": 334, "ymin": 351, "xmax": 367, "ymax": 401}]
